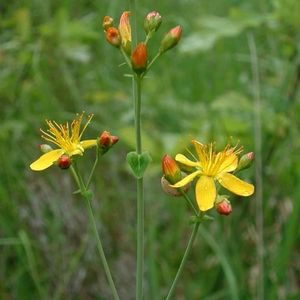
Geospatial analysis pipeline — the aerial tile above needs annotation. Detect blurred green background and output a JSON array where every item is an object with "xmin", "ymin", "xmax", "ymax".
[{"xmin": 1, "ymin": 0, "xmax": 300, "ymax": 299}]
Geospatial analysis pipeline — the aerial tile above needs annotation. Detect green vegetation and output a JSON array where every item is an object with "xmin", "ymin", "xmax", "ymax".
[{"xmin": 1, "ymin": 0, "xmax": 300, "ymax": 299}]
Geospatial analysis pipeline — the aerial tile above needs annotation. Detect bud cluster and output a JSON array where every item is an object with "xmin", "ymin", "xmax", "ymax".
[{"xmin": 102, "ymin": 11, "xmax": 182, "ymax": 74}]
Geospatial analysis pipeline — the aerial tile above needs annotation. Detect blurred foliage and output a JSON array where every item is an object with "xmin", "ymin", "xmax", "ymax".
[{"xmin": 0, "ymin": 0, "xmax": 300, "ymax": 299}]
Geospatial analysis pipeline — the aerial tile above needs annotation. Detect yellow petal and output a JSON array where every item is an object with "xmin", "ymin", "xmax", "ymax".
[
  {"xmin": 175, "ymin": 154, "xmax": 200, "ymax": 167},
  {"xmin": 217, "ymin": 152, "xmax": 238, "ymax": 174},
  {"xmin": 192, "ymin": 140, "xmax": 206, "ymax": 162},
  {"xmin": 81, "ymin": 139, "xmax": 97, "ymax": 149},
  {"xmin": 195, "ymin": 175, "xmax": 216, "ymax": 211},
  {"xmin": 30, "ymin": 149, "xmax": 65, "ymax": 171},
  {"xmin": 171, "ymin": 170, "xmax": 201, "ymax": 188},
  {"xmin": 217, "ymin": 172, "xmax": 254, "ymax": 196}
]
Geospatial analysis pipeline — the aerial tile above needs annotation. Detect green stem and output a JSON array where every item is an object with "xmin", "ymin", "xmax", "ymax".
[
  {"xmin": 86, "ymin": 147, "xmax": 100, "ymax": 189},
  {"xmin": 165, "ymin": 222, "xmax": 200, "ymax": 300},
  {"xmin": 180, "ymin": 190, "xmax": 198, "ymax": 215},
  {"xmin": 70, "ymin": 165, "xmax": 120, "ymax": 300},
  {"xmin": 144, "ymin": 52, "xmax": 161, "ymax": 76},
  {"xmin": 134, "ymin": 74, "xmax": 144, "ymax": 300},
  {"xmin": 85, "ymin": 197, "xmax": 120, "ymax": 300}
]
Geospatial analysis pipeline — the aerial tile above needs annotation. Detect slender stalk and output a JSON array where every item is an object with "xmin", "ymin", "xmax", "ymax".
[
  {"xmin": 180, "ymin": 190, "xmax": 198, "ymax": 216},
  {"xmin": 87, "ymin": 147, "xmax": 100, "ymax": 189},
  {"xmin": 134, "ymin": 74, "xmax": 144, "ymax": 300},
  {"xmin": 248, "ymin": 32, "xmax": 264, "ymax": 300},
  {"xmin": 70, "ymin": 166, "xmax": 120, "ymax": 300},
  {"xmin": 85, "ymin": 197, "xmax": 120, "ymax": 300},
  {"xmin": 165, "ymin": 222, "xmax": 200, "ymax": 300},
  {"xmin": 144, "ymin": 52, "xmax": 161, "ymax": 76}
]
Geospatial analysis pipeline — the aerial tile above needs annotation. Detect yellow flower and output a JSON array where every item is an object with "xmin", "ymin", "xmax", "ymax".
[
  {"xmin": 30, "ymin": 113, "xmax": 97, "ymax": 171},
  {"xmin": 172, "ymin": 140, "xmax": 254, "ymax": 211}
]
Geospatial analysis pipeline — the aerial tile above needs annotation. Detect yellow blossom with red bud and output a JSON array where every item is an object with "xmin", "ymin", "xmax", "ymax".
[
  {"xmin": 98, "ymin": 130, "xmax": 119, "ymax": 154},
  {"xmin": 160, "ymin": 25, "xmax": 182, "ymax": 53},
  {"xmin": 118, "ymin": 11, "xmax": 131, "ymax": 54},
  {"xmin": 30, "ymin": 113, "xmax": 97, "ymax": 171},
  {"xmin": 105, "ymin": 27, "xmax": 121, "ymax": 47},
  {"xmin": 102, "ymin": 16, "xmax": 114, "ymax": 31},
  {"xmin": 58, "ymin": 154, "xmax": 72, "ymax": 170},
  {"xmin": 144, "ymin": 11, "xmax": 162, "ymax": 34},
  {"xmin": 236, "ymin": 152, "xmax": 254, "ymax": 172},
  {"xmin": 171, "ymin": 140, "xmax": 254, "ymax": 212},
  {"xmin": 215, "ymin": 197, "xmax": 232, "ymax": 216},
  {"xmin": 131, "ymin": 43, "xmax": 148, "ymax": 73}
]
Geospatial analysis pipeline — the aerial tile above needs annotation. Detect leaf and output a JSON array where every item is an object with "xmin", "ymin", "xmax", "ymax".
[{"xmin": 126, "ymin": 151, "xmax": 152, "ymax": 178}]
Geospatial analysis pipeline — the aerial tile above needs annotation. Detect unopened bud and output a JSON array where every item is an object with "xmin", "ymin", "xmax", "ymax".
[
  {"xmin": 215, "ymin": 197, "xmax": 232, "ymax": 216},
  {"xmin": 103, "ymin": 16, "xmax": 114, "ymax": 31},
  {"xmin": 119, "ymin": 11, "xmax": 131, "ymax": 54},
  {"xmin": 161, "ymin": 154, "xmax": 181, "ymax": 184},
  {"xmin": 98, "ymin": 130, "xmax": 119, "ymax": 154},
  {"xmin": 159, "ymin": 25, "xmax": 182, "ymax": 53},
  {"xmin": 39, "ymin": 144, "xmax": 53, "ymax": 153},
  {"xmin": 105, "ymin": 27, "xmax": 121, "ymax": 47},
  {"xmin": 58, "ymin": 155, "xmax": 71, "ymax": 170},
  {"xmin": 131, "ymin": 43, "xmax": 148, "ymax": 73},
  {"xmin": 144, "ymin": 11, "xmax": 162, "ymax": 34},
  {"xmin": 236, "ymin": 152, "xmax": 254, "ymax": 172}
]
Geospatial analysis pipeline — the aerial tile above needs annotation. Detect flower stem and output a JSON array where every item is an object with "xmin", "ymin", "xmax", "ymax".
[
  {"xmin": 87, "ymin": 147, "xmax": 100, "ymax": 189},
  {"xmin": 70, "ymin": 165, "xmax": 120, "ymax": 300},
  {"xmin": 85, "ymin": 196, "xmax": 120, "ymax": 300},
  {"xmin": 165, "ymin": 221, "xmax": 200, "ymax": 300},
  {"xmin": 180, "ymin": 190, "xmax": 198, "ymax": 215},
  {"xmin": 133, "ymin": 74, "xmax": 144, "ymax": 300}
]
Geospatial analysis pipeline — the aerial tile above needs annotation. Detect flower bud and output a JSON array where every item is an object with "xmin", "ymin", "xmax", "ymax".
[
  {"xmin": 58, "ymin": 155, "xmax": 71, "ymax": 170},
  {"xmin": 144, "ymin": 11, "xmax": 162, "ymax": 34},
  {"xmin": 159, "ymin": 25, "xmax": 182, "ymax": 53},
  {"xmin": 105, "ymin": 27, "xmax": 121, "ymax": 47},
  {"xmin": 39, "ymin": 144, "xmax": 53, "ymax": 153},
  {"xmin": 102, "ymin": 16, "xmax": 114, "ymax": 31},
  {"xmin": 236, "ymin": 152, "xmax": 254, "ymax": 172},
  {"xmin": 162, "ymin": 154, "xmax": 181, "ymax": 184},
  {"xmin": 215, "ymin": 197, "xmax": 232, "ymax": 216},
  {"xmin": 119, "ymin": 11, "xmax": 131, "ymax": 54},
  {"xmin": 98, "ymin": 130, "xmax": 119, "ymax": 154},
  {"xmin": 131, "ymin": 43, "xmax": 148, "ymax": 73}
]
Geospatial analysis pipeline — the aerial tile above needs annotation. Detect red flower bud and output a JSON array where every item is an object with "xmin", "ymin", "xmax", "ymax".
[
  {"xmin": 98, "ymin": 131, "xmax": 119, "ymax": 154},
  {"xmin": 131, "ymin": 43, "xmax": 148, "ymax": 72},
  {"xmin": 102, "ymin": 16, "xmax": 114, "ymax": 31},
  {"xmin": 58, "ymin": 155, "xmax": 71, "ymax": 170},
  {"xmin": 161, "ymin": 154, "xmax": 181, "ymax": 184},
  {"xmin": 144, "ymin": 11, "xmax": 162, "ymax": 34},
  {"xmin": 105, "ymin": 27, "xmax": 121, "ymax": 47},
  {"xmin": 160, "ymin": 25, "xmax": 182, "ymax": 53},
  {"xmin": 216, "ymin": 198, "xmax": 232, "ymax": 216}
]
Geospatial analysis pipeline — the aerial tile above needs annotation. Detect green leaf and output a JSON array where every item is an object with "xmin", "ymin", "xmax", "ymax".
[{"xmin": 126, "ymin": 151, "xmax": 152, "ymax": 178}]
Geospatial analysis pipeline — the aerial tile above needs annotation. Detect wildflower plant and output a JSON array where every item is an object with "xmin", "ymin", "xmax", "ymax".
[{"xmin": 29, "ymin": 2, "xmax": 255, "ymax": 299}]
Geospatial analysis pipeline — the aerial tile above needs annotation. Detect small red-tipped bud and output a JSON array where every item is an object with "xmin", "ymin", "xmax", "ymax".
[
  {"xmin": 105, "ymin": 27, "xmax": 121, "ymax": 47},
  {"xmin": 131, "ymin": 43, "xmax": 148, "ymax": 73},
  {"xmin": 119, "ymin": 11, "xmax": 131, "ymax": 54},
  {"xmin": 161, "ymin": 154, "xmax": 181, "ymax": 184},
  {"xmin": 98, "ymin": 131, "xmax": 119, "ymax": 154},
  {"xmin": 102, "ymin": 16, "xmax": 114, "ymax": 31},
  {"xmin": 39, "ymin": 144, "xmax": 53, "ymax": 153},
  {"xmin": 215, "ymin": 197, "xmax": 232, "ymax": 216},
  {"xmin": 159, "ymin": 25, "xmax": 182, "ymax": 53},
  {"xmin": 236, "ymin": 152, "xmax": 254, "ymax": 172},
  {"xmin": 144, "ymin": 11, "xmax": 162, "ymax": 34},
  {"xmin": 58, "ymin": 155, "xmax": 71, "ymax": 170}
]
